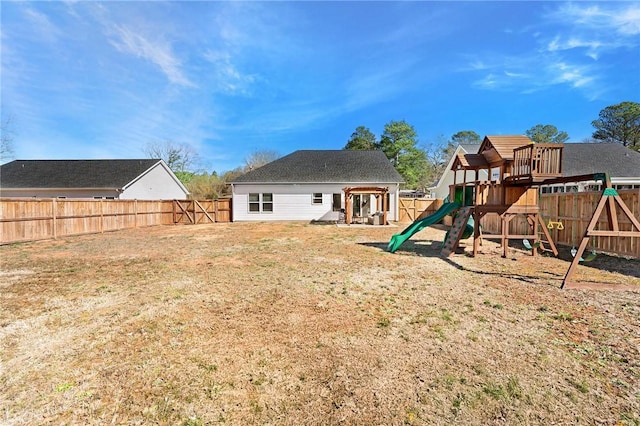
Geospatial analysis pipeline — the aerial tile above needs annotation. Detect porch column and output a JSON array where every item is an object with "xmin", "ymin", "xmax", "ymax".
[{"xmin": 382, "ymin": 191, "xmax": 388, "ymax": 225}]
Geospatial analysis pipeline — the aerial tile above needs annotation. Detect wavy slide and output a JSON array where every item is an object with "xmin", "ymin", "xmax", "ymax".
[{"xmin": 387, "ymin": 202, "xmax": 462, "ymax": 253}]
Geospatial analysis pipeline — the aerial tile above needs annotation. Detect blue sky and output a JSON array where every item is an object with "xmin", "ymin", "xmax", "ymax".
[{"xmin": 2, "ymin": 1, "xmax": 639, "ymax": 172}]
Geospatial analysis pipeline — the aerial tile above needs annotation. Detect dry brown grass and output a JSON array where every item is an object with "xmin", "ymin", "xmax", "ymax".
[{"xmin": 1, "ymin": 222, "xmax": 639, "ymax": 425}]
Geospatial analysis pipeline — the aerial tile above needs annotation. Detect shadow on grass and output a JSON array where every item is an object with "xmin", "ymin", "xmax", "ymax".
[
  {"xmin": 553, "ymin": 246, "xmax": 640, "ymax": 279},
  {"xmin": 360, "ymin": 239, "xmax": 640, "ymax": 285},
  {"xmin": 360, "ymin": 240, "xmax": 562, "ymax": 286}
]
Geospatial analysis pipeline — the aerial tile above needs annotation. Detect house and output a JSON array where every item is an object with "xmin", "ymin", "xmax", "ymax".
[
  {"xmin": 230, "ymin": 150, "xmax": 403, "ymax": 222},
  {"xmin": 541, "ymin": 143, "xmax": 640, "ymax": 193},
  {"xmin": 427, "ymin": 143, "xmax": 488, "ymax": 199},
  {"xmin": 0, "ymin": 159, "xmax": 189, "ymax": 199}
]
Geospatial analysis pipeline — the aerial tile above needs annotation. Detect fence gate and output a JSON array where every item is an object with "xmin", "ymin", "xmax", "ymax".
[
  {"xmin": 172, "ymin": 198, "xmax": 232, "ymax": 224},
  {"xmin": 398, "ymin": 198, "xmax": 443, "ymax": 223}
]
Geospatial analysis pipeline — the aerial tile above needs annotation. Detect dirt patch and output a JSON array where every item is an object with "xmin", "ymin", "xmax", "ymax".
[{"xmin": 1, "ymin": 223, "xmax": 639, "ymax": 425}]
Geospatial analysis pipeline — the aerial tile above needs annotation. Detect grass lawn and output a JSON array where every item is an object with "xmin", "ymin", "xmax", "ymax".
[{"xmin": 1, "ymin": 222, "xmax": 639, "ymax": 425}]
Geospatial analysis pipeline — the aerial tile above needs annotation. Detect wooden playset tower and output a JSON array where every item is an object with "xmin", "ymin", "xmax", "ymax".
[{"xmin": 442, "ymin": 135, "xmax": 640, "ymax": 288}]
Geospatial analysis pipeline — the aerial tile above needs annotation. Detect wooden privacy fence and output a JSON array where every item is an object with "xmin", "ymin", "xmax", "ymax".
[
  {"xmin": 0, "ymin": 198, "xmax": 232, "ymax": 245},
  {"xmin": 480, "ymin": 189, "xmax": 640, "ymax": 258},
  {"xmin": 398, "ymin": 198, "xmax": 443, "ymax": 222}
]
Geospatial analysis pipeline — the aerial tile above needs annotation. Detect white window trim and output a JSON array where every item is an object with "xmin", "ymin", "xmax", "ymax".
[
  {"xmin": 248, "ymin": 193, "xmax": 273, "ymax": 214},
  {"xmin": 312, "ymin": 193, "xmax": 323, "ymax": 205}
]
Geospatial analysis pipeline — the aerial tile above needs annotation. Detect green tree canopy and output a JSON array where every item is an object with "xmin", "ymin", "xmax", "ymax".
[
  {"xmin": 525, "ymin": 124, "xmax": 569, "ymax": 144},
  {"xmin": 451, "ymin": 130, "xmax": 481, "ymax": 145},
  {"xmin": 591, "ymin": 101, "xmax": 640, "ymax": 151},
  {"xmin": 344, "ymin": 126, "xmax": 378, "ymax": 150},
  {"xmin": 379, "ymin": 120, "xmax": 430, "ymax": 189},
  {"xmin": 379, "ymin": 120, "xmax": 418, "ymax": 164}
]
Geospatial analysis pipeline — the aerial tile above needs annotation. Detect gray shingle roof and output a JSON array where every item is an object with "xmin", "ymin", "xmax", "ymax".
[
  {"xmin": 0, "ymin": 159, "xmax": 162, "ymax": 189},
  {"xmin": 562, "ymin": 143, "xmax": 640, "ymax": 177},
  {"xmin": 459, "ymin": 143, "xmax": 482, "ymax": 154},
  {"xmin": 232, "ymin": 150, "xmax": 403, "ymax": 184}
]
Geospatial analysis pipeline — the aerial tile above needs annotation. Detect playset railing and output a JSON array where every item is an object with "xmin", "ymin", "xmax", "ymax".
[{"xmin": 510, "ymin": 144, "xmax": 563, "ymax": 182}]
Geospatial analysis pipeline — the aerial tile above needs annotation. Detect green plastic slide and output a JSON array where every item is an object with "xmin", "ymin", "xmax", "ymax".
[{"xmin": 388, "ymin": 202, "xmax": 461, "ymax": 253}]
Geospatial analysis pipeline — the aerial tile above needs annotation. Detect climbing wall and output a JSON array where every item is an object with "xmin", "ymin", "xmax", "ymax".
[{"xmin": 441, "ymin": 207, "xmax": 473, "ymax": 257}]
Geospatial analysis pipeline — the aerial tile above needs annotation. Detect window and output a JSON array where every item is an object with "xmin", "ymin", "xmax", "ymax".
[
  {"xmin": 312, "ymin": 193, "xmax": 323, "ymax": 205},
  {"xmin": 262, "ymin": 193, "xmax": 273, "ymax": 212},
  {"xmin": 249, "ymin": 193, "xmax": 273, "ymax": 213},
  {"xmin": 249, "ymin": 193, "xmax": 260, "ymax": 212}
]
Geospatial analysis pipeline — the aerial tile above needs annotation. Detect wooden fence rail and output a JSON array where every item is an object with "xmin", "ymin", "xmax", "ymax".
[{"xmin": 0, "ymin": 198, "xmax": 232, "ymax": 245}]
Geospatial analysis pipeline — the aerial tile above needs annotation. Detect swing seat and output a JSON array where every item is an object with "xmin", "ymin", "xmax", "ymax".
[
  {"xmin": 570, "ymin": 248, "xmax": 584, "ymax": 262},
  {"xmin": 523, "ymin": 239, "xmax": 540, "ymax": 250},
  {"xmin": 583, "ymin": 251, "xmax": 597, "ymax": 262}
]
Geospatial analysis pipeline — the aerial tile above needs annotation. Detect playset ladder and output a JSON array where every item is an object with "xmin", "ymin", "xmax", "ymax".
[{"xmin": 441, "ymin": 207, "xmax": 473, "ymax": 257}]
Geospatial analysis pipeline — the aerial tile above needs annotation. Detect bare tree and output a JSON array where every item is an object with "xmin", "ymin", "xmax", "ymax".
[
  {"xmin": 1, "ymin": 116, "xmax": 15, "ymax": 162},
  {"xmin": 244, "ymin": 149, "xmax": 279, "ymax": 171},
  {"xmin": 143, "ymin": 140, "xmax": 199, "ymax": 173}
]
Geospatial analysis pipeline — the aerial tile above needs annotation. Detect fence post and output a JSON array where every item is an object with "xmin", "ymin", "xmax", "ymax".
[
  {"xmin": 52, "ymin": 198, "xmax": 57, "ymax": 239},
  {"xmin": 172, "ymin": 200, "xmax": 176, "ymax": 224}
]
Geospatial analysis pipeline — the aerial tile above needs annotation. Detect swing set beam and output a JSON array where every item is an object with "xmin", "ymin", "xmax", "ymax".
[{"xmin": 562, "ymin": 177, "xmax": 640, "ymax": 289}]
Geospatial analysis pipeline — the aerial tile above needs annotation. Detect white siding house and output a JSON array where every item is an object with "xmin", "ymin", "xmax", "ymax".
[
  {"xmin": 231, "ymin": 150, "xmax": 403, "ymax": 222},
  {"xmin": 428, "ymin": 144, "xmax": 487, "ymax": 200},
  {"xmin": 0, "ymin": 159, "xmax": 189, "ymax": 200}
]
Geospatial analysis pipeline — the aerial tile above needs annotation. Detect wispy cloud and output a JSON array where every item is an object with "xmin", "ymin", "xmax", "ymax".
[
  {"xmin": 22, "ymin": 7, "xmax": 61, "ymax": 43},
  {"xmin": 549, "ymin": 62, "xmax": 594, "ymax": 89},
  {"xmin": 202, "ymin": 50, "xmax": 257, "ymax": 95},
  {"xmin": 469, "ymin": 52, "xmax": 598, "ymax": 99},
  {"xmin": 466, "ymin": 3, "xmax": 638, "ymax": 99},
  {"xmin": 108, "ymin": 24, "xmax": 194, "ymax": 87},
  {"xmin": 547, "ymin": 36, "xmax": 604, "ymax": 60},
  {"xmin": 544, "ymin": 3, "xmax": 640, "ymax": 59},
  {"xmin": 553, "ymin": 3, "xmax": 640, "ymax": 36}
]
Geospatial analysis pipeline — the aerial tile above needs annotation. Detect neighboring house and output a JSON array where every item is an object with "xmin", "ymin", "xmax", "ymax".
[
  {"xmin": 230, "ymin": 150, "xmax": 403, "ymax": 222},
  {"xmin": 0, "ymin": 159, "xmax": 189, "ymax": 199},
  {"xmin": 541, "ymin": 143, "xmax": 640, "ymax": 193},
  {"xmin": 427, "ymin": 143, "xmax": 487, "ymax": 199}
]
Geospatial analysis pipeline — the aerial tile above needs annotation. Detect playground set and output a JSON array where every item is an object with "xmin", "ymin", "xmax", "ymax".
[{"xmin": 388, "ymin": 135, "xmax": 640, "ymax": 289}]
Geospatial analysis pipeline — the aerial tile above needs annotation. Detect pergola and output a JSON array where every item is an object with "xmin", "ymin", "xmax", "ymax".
[{"xmin": 343, "ymin": 186, "xmax": 389, "ymax": 225}]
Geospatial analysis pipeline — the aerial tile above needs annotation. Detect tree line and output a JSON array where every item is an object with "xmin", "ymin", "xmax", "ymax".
[
  {"xmin": 342, "ymin": 122, "xmax": 571, "ymax": 190},
  {"xmin": 342, "ymin": 101, "xmax": 639, "ymax": 190},
  {"xmin": 1, "ymin": 102, "xmax": 637, "ymax": 197},
  {"xmin": 184, "ymin": 100, "xmax": 639, "ymax": 196}
]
